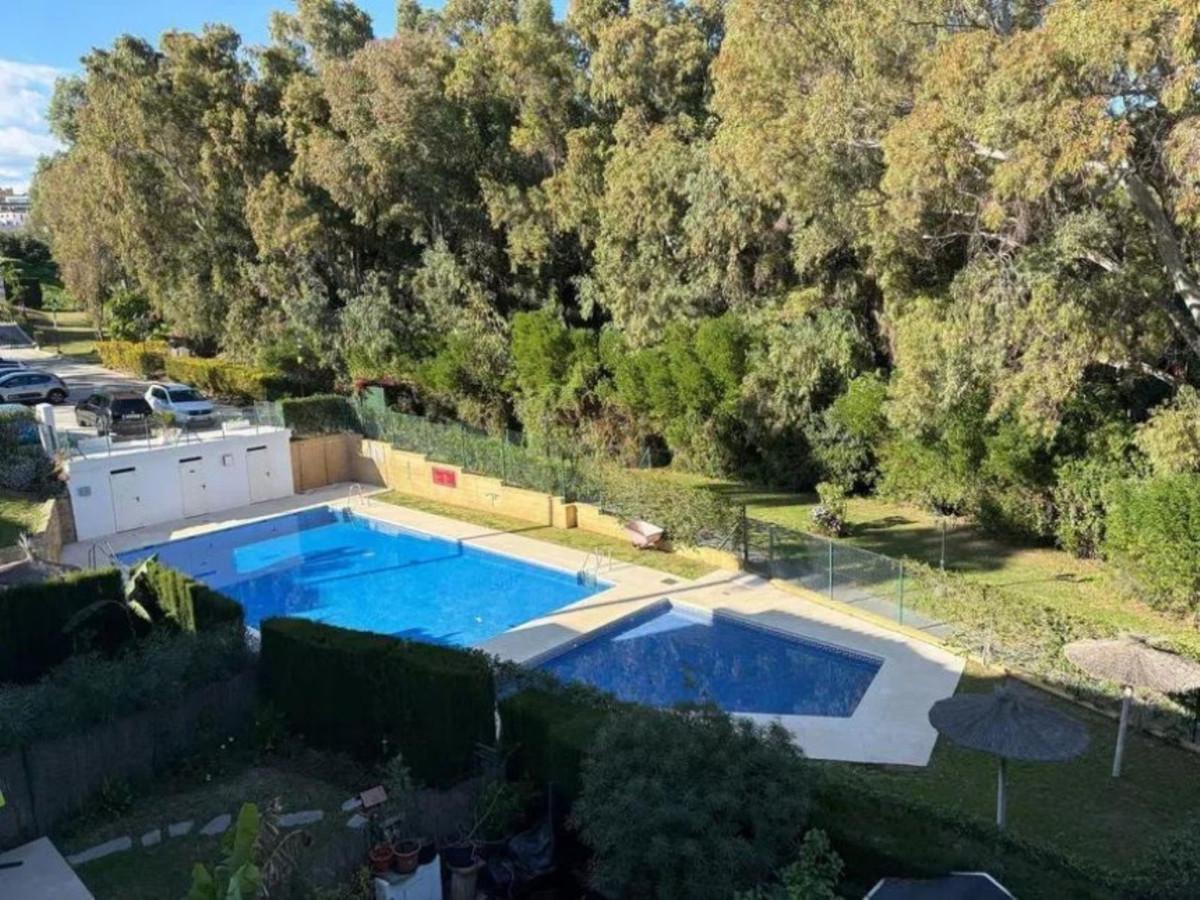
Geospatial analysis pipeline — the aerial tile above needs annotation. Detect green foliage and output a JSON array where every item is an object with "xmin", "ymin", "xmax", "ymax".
[
  {"xmin": 140, "ymin": 560, "xmax": 245, "ymax": 633},
  {"xmin": 0, "ymin": 626, "xmax": 250, "ymax": 751},
  {"xmin": 734, "ymin": 829, "xmax": 843, "ymax": 900},
  {"xmin": 96, "ymin": 340, "xmax": 167, "ymax": 377},
  {"xmin": 1130, "ymin": 816, "xmax": 1200, "ymax": 900},
  {"xmin": 103, "ymin": 290, "xmax": 158, "ymax": 341},
  {"xmin": 163, "ymin": 356, "xmax": 282, "ymax": 403},
  {"xmin": 186, "ymin": 803, "xmax": 263, "ymax": 900},
  {"xmin": 280, "ymin": 393, "xmax": 359, "ymax": 436},
  {"xmin": 809, "ymin": 482, "xmax": 848, "ymax": 537},
  {"xmin": 0, "ymin": 447, "xmax": 60, "ymax": 496},
  {"xmin": 0, "ymin": 569, "xmax": 126, "ymax": 684},
  {"xmin": 1053, "ymin": 458, "xmax": 1124, "ymax": 558},
  {"xmin": 1137, "ymin": 387, "xmax": 1200, "ymax": 476},
  {"xmin": 574, "ymin": 706, "xmax": 811, "ymax": 900},
  {"xmin": 259, "ymin": 618, "xmax": 495, "ymax": 785},
  {"xmin": 0, "ymin": 405, "xmax": 35, "ymax": 449},
  {"xmin": 1105, "ymin": 475, "xmax": 1200, "ymax": 614}
]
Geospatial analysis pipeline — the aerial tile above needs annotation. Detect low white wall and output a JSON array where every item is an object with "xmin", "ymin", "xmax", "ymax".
[{"xmin": 66, "ymin": 430, "xmax": 294, "ymax": 541}]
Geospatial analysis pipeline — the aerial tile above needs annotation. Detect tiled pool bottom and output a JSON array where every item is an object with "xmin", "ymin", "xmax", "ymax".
[
  {"xmin": 116, "ymin": 506, "xmax": 604, "ymax": 646},
  {"xmin": 537, "ymin": 602, "xmax": 883, "ymax": 717}
]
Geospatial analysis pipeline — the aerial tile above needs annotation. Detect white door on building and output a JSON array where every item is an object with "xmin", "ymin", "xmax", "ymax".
[
  {"xmin": 109, "ymin": 467, "xmax": 145, "ymax": 532},
  {"xmin": 179, "ymin": 456, "xmax": 208, "ymax": 518},
  {"xmin": 246, "ymin": 446, "xmax": 272, "ymax": 503}
]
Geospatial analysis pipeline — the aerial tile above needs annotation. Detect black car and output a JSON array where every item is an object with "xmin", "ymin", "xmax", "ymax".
[
  {"xmin": 0, "ymin": 369, "xmax": 69, "ymax": 404},
  {"xmin": 74, "ymin": 390, "xmax": 154, "ymax": 437}
]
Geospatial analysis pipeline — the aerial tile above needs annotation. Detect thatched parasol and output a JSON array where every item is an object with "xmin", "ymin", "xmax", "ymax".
[
  {"xmin": 1065, "ymin": 636, "xmax": 1200, "ymax": 777},
  {"xmin": 928, "ymin": 684, "xmax": 1089, "ymax": 828}
]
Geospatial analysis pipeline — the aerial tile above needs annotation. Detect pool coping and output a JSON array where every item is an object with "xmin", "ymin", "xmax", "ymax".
[{"xmin": 62, "ymin": 483, "xmax": 964, "ymax": 767}]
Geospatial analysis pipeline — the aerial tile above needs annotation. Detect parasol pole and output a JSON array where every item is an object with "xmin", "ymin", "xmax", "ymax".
[
  {"xmin": 1113, "ymin": 684, "xmax": 1133, "ymax": 778},
  {"xmin": 996, "ymin": 757, "xmax": 1007, "ymax": 829}
]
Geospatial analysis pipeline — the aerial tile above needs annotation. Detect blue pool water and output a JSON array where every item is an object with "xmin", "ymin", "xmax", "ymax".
[
  {"xmin": 117, "ymin": 507, "xmax": 604, "ymax": 646},
  {"xmin": 538, "ymin": 603, "xmax": 882, "ymax": 717}
]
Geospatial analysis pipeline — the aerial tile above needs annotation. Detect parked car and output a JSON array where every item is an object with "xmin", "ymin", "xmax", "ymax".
[
  {"xmin": 0, "ymin": 358, "xmax": 29, "ymax": 373},
  {"xmin": 144, "ymin": 382, "xmax": 216, "ymax": 427},
  {"xmin": 74, "ymin": 390, "xmax": 154, "ymax": 437},
  {"xmin": 0, "ymin": 369, "xmax": 69, "ymax": 404}
]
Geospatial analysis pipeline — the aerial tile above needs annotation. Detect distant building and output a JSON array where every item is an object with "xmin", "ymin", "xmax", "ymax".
[{"xmin": 0, "ymin": 189, "xmax": 31, "ymax": 231}]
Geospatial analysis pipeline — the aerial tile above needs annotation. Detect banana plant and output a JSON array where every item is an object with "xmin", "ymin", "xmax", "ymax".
[
  {"xmin": 62, "ymin": 555, "xmax": 158, "ymax": 644},
  {"xmin": 186, "ymin": 804, "xmax": 264, "ymax": 900}
]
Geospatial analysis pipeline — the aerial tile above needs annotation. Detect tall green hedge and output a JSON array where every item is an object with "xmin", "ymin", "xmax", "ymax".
[
  {"xmin": 280, "ymin": 394, "xmax": 359, "ymax": 436},
  {"xmin": 142, "ymin": 561, "xmax": 243, "ymax": 633},
  {"xmin": 163, "ymin": 356, "xmax": 281, "ymax": 403},
  {"xmin": 0, "ymin": 569, "xmax": 126, "ymax": 684},
  {"xmin": 96, "ymin": 340, "xmax": 167, "ymax": 377},
  {"xmin": 259, "ymin": 618, "xmax": 495, "ymax": 785}
]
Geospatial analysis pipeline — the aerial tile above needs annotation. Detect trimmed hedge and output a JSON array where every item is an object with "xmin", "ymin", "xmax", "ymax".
[
  {"xmin": 96, "ymin": 340, "xmax": 167, "ymax": 377},
  {"xmin": 259, "ymin": 618, "xmax": 495, "ymax": 785},
  {"xmin": 163, "ymin": 356, "xmax": 282, "ymax": 403},
  {"xmin": 280, "ymin": 394, "xmax": 359, "ymax": 437},
  {"xmin": 142, "ymin": 560, "xmax": 243, "ymax": 633},
  {"xmin": 0, "ymin": 569, "xmax": 126, "ymax": 684}
]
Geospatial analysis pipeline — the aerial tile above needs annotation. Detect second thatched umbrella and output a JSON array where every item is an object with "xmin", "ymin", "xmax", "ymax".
[
  {"xmin": 929, "ymin": 684, "xmax": 1089, "ymax": 828},
  {"xmin": 1065, "ymin": 636, "xmax": 1200, "ymax": 777}
]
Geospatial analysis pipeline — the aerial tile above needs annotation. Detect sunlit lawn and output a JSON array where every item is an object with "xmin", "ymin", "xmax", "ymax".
[
  {"xmin": 374, "ymin": 489, "xmax": 716, "ymax": 580},
  {"xmin": 0, "ymin": 491, "xmax": 47, "ymax": 549},
  {"xmin": 20, "ymin": 308, "xmax": 99, "ymax": 358}
]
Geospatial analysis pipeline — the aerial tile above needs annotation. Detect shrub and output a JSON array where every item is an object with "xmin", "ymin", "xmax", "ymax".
[
  {"xmin": 1053, "ymin": 458, "xmax": 1123, "ymax": 558},
  {"xmin": 1105, "ymin": 475, "xmax": 1200, "ymax": 614},
  {"xmin": 1137, "ymin": 387, "xmax": 1200, "ymax": 476},
  {"xmin": 573, "ymin": 706, "xmax": 810, "ymax": 900},
  {"xmin": 96, "ymin": 340, "xmax": 167, "ymax": 377},
  {"xmin": 259, "ymin": 618, "xmax": 494, "ymax": 785},
  {"xmin": 280, "ymin": 394, "xmax": 359, "ymax": 436},
  {"xmin": 141, "ymin": 560, "xmax": 244, "ymax": 632},
  {"xmin": 1130, "ymin": 815, "xmax": 1200, "ymax": 900},
  {"xmin": 103, "ymin": 289, "xmax": 157, "ymax": 341},
  {"xmin": 0, "ymin": 569, "xmax": 126, "ymax": 684},
  {"xmin": 0, "ymin": 626, "xmax": 250, "ymax": 751},
  {"xmin": 0, "ymin": 446, "xmax": 59, "ymax": 495},
  {"xmin": 735, "ymin": 829, "xmax": 843, "ymax": 900},
  {"xmin": 163, "ymin": 356, "xmax": 291, "ymax": 403},
  {"xmin": 809, "ymin": 481, "xmax": 848, "ymax": 537},
  {"xmin": 0, "ymin": 404, "xmax": 34, "ymax": 448}
]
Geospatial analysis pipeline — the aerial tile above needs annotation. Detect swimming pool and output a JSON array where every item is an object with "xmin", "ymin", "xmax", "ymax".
[
  {"xmin": 537, "ymin": 602, "xmax": 882, "ymax": 717},
  {"xmin": 117, "ymin": 506, "xmax": 605, "ymax": 646}
]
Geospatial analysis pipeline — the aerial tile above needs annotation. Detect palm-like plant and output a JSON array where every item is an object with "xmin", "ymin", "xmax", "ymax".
[{"xmin": 62, "ymin": 556, "xmax": 158, "ymax": 645}]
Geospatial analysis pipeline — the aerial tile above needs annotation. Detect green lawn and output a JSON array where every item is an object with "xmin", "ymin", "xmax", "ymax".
[
  {"xmin": 61, "ymin": 763, "xmax": 356, "ymax": 900},
  {"xmin": 855, "ymin": 663, "xmax": 1200, "ymax": 870},
  {"xmin": 374, "ymin": 489, "xmax": 716, "ymax": 580},
  {"xmin": 0, "ymin": 491, "xmax": 47, "ymax": 548},
  {"xmin": 20, "ymin": 308, "xmax": 98, "ymax": 358}
]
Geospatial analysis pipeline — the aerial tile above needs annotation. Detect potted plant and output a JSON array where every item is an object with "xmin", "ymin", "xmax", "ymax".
[
  {"xmin": 391, "ymin": 838, "xmax": 421, "ymax": 875},
  {"xmin": 368, "ymin": 841, "xmax": 395, "ymax": 876},
  {"xmin": 379, "ymin": 752, "xmax": 423, "ymax": 875}
]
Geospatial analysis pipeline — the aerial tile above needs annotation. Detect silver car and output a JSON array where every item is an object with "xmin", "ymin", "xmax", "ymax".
[{"xmin": 0, "ymin": 369, "xmax": 69, "ymax": 404}]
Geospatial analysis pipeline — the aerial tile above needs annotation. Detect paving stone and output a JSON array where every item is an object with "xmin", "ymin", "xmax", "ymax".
[
  {"xmin": 199, "ymin": 813, "xmax": 232, "ymax": 836},
  {"xmin": 67, "ymin": 836, "xmax": 132, "ymax": 866},
  {"xmin": 167, "ymin": 820, "xmax": 194, "ymax": 838},
  {"xmin": 341, "ymin": 797, "xmax": 362, "ymax": 812},
  {"xmin": 346, "ymin": 813, "xmax": 368, "ymax": 830},
  {"xmin": 278, "ymin": 810, "xmax": 324, "ymax": 828},
  {"xmin": 140, "ymin": 829, "xmax": 162, "ymax": 847}
]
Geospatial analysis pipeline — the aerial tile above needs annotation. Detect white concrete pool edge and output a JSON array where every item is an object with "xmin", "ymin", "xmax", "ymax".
[{"xmin": 61, "ymin": 483, "xmax": 964, "ymax": 767}]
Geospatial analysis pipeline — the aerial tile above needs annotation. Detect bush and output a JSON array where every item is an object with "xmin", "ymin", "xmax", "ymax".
[
  {"xmin": 280, "ymin": 394, "xmax": 359, "ymax": 436},
  {"xmin": 1105, "ymin": 475, "xmax": 1200, "ymax": 614},
  {"xmin": 96, "ymin": 340, "xmax": 167, "ymax": 377},
  {"xmin": 573, "ymin": 706, "xmax": 810, "ymax": 900},
  {"xmin": 141, "ymin": 560, "xmax": 244, "ymax": 633},
  {"xmin": 103, "ymin": 290, "xmax": 158, "ymax": 341},
  {"xmin": 810, "ymin": 481, "xmax": 848, "ymax": 537},
  {"xmin": 259, "ymin": 618, "xmax": 495, "ymax": 785},
  {"xmin": 0, "ymin": 446, "xmax": 59, "ymax": 495},
  {"xmin": 735, "ymin": 830, "xmax": 843, "ymax": 900},
  {"xmin": 1053, "ymin": 458, "xmax": 1123, "ymax": 558},
  {"xmin": 0, "ymin": 626, "xmax": 250, "ymax": 751},
  {"xmin": 0, "ymin": 404, "xmax": 35, "ymax": 448},
  {"xmin": 0, "ymin": 569, "xmax": 127, "ymax": 684},
  {"xmin": 1137, "ymin": 387, "xmax": 1200, "ymax": 476},
  {"xmin": 163, "ymin": 356, "xmax": 291, "ymax": 403}
]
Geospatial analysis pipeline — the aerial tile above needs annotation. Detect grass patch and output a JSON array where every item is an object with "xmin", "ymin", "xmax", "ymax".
[
  {"xmin": 0, "ymin": 490, "xmax": 47, "ymax": 549},
  {"xmin": 20, "ymin": 309, "xmax": 98, "ymax": 358},
  {"xmin": 851, "ymin": 663, "xmax": 1200, "ymax": 869},
  {"xmin": 373, "ymin": 490, "xmax": 716, "ymax": 580},
  {"xmin": 60, "ymin": 763, "xmax": 355, "ymax": 900}
]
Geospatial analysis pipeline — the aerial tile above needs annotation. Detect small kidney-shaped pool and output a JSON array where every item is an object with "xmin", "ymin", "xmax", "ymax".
[{"xmin": 536, "ymin": 601, "xmax": 883, "ymax": 718}]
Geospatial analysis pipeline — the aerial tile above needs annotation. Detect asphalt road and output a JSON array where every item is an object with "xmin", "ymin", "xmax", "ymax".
[{"xmin": 2, "ymin": 348, "xmax": 154, "ymax": 433}]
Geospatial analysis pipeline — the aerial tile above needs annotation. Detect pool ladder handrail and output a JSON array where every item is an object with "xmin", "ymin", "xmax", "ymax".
[
  {"xmin": 348, "ymin": 484, "xmax": 370, "ymax": 507},
  {"xmin": 580, "ymin": 546, "xmax": 613, "ymax": 585},
  {"xmin": 88, "ymin": 540, "xmax": 118, "ymax": 570}
]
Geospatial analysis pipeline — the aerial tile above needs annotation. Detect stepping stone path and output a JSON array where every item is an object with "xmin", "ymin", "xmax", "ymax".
[
  {"xmin": 140, "ymin": 829, "xmax": 162, "ymax": 848},
  {"xmin": 67, "ymin": 836, "xmax": 132, "ymax": 866},
  {"xmin": 277, "ymin": 810, "xmax": 324, "ymax": 828},
  {"xmin": 199, "ymin": 814, "xmax": 232, "ymax": 837},
  {"xmin": 168, "ymin": 820, "xmax": 194, "ymax": 838}
]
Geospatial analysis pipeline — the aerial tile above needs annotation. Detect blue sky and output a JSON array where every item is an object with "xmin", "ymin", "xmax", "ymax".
[{"xmin": 1, "ymin": 2, "xmax": 411, "ymax": 190}]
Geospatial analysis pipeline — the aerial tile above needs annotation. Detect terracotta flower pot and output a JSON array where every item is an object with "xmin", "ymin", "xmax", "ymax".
[
  {"xmin": 392, "ymin": 838, "xmax": 421, "ymax": 875},
  {"xmin": 368, "ymin": 842, "xmax": 395, "ymax": 875}
]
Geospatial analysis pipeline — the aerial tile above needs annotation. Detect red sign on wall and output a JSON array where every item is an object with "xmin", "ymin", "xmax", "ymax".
[{"xmin": 431, "ymin": 467, "xmax": 458, "ymax": 488}]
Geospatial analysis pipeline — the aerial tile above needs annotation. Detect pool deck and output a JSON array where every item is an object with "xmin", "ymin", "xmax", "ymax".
[{"xmin": 63, "ymin": 483, "xmax": 964, "ymax": 767}]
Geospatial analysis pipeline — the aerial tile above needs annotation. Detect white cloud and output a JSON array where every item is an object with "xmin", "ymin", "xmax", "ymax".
[{"xmin": 0, "ymin": 59, "xmax": 65, "ymax": 190}]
